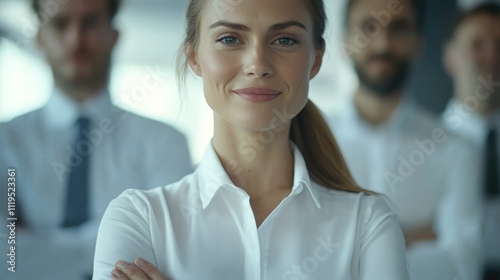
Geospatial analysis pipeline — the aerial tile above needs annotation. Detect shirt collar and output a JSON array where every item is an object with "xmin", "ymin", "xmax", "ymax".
[
  {"xmin": 443, "ymin": 98, "xmax": 490, "ymax": 146},
  {"xmin": 44, "ymin": 87, "xmax": 113, "ymax": 128},
  {"xmin": 195, "ymin": 141, "xmax": 321, "ymax": 210},
  {"xmin": 347, "ymin": 92, "xmax": 415, "ymax": 132}
]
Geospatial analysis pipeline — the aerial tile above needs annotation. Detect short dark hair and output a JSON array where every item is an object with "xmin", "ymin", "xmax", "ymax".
[
  {"xmin": 344, "ymin": 0, "xmax": 426, "ymax": 33},
  {"xmin": 445, "ymin": 2, "xmax": 500, "ymax": 42},
  {"xmin": 32, "ymin": 0, "xmax": 121, "ymax": 21}
]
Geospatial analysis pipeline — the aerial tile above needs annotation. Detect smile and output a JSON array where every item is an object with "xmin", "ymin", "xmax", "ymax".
[{"xmin": 233, "ymin": 87, "xmax": 282, "ymax": 102}]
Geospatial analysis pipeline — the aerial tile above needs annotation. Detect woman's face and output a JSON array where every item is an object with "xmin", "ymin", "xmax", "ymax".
[{"xmin": 188, "ymin": 0, "xmax": 324, "ymax": 132}]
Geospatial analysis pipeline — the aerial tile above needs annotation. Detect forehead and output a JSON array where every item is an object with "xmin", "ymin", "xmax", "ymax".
[
  {"xmin": 348, "ymin": 0, "xmax": 417, "ymax": 25},
  {"xmin": 43, "ymin": 0, "xmax": 109, "ymax": 18},
  {"xmin": 456, "ymin": 14, "xmax": 500, "ymax": 41},
  {"xmin": 200, "ymin": 0, "xmax": 313, "ymax": 28}
]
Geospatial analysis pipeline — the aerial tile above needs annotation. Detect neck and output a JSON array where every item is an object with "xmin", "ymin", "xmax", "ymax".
[
  {"xmin": 455, "ymin": 86, "xmax": 497, "ymax": 117},
  {"xmin": 211, "ymin": 115, "xmax": 294, "ymax": 198},
  {"xmin": 55, "ymin": 79, "xmax": 107, "ymax": 103},
  {"xmin": 354, "ymin": 86, "xmax": 404, "ymax": 125}
]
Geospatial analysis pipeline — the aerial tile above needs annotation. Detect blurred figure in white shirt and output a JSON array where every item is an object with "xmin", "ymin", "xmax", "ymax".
[
  {"xmin": 327, "ymin": 0, "xmax": 484, "ymax": 279},
  {"xmin": 442, "ymin": 3, "xmax": 500, "ymax": 279},
  {"xmin": 0, "ymin": 0, "xmax": 192, "ymax": 279}
]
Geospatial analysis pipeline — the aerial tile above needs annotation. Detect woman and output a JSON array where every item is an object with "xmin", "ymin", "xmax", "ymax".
[{"xmin": 93, "ymin": 0, "xmax": 410, "ymax": 279}]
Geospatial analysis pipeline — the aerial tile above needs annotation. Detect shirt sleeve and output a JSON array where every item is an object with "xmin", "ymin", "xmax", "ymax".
[
  {"xmin": 93, "ymin": 189, "xmax": 156, "ymax": 280},
  {"xmin": 359, "ymin": 195, "xmax": 411, "ymax": 280}
]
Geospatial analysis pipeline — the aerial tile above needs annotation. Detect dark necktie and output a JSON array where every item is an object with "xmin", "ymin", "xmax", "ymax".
[
  {"xmin": 485, "ymin": 127, "xmax": 499, "ymax": 197},
  {"xmin": 62, "ymin": 117, "xmax": 91, "ymax": 227}
]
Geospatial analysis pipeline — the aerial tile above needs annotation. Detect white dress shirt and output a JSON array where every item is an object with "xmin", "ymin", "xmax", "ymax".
[
  {"xmin": 327, "ymin": 97, "xmax": 483, "ymax": 280},
  {"xmin": 93, "ymin": 142, "xmax": 410, "ymax": 280},
  {"xmin": 443, "ymin": 98, "xmax": 500, "ymax": 267},
  {"xmin": 0, "ymin": 89, "xmax": 193, "ymax": 280}
]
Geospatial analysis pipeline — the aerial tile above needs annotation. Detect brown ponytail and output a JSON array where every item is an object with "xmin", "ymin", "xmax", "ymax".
[{"xmin": 291, "ymin": 100, "xmax": 369, "ymax": 193}]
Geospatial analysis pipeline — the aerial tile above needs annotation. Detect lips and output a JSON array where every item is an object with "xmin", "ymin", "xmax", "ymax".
[{"xmin": 233, "ymin": 87, "xmax": 281, "ymax": 102}]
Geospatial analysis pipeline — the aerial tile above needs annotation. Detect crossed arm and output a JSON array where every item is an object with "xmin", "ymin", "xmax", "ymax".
[{"xmin": 111, "ymin": 258, "xmax": 169, "ymax": 280}]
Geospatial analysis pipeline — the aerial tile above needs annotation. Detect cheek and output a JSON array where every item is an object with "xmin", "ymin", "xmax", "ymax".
[
  {"xmin": 198, "ymin": 49, "xmax": 241, "ymax": 111},
  {"xmin": 199, "ymin": 50, "xmax": 240, "ymax": 84},
  {"xmin": 468, "ymin": 52, "xmax": 481, "ymax": 67},
  {"xmin": 344, "ymin": 34, "xmax": 365, "ymax": 60},
  {"xmin": 473, "ymin": 51, "xmax": 492, "ymax": 68},
  {"xmin": 455, "ymin": 49, "xmax": 482, "ymax": 73},
  {"xmin": 88, "ymin": 36, "xmax": 114, "ymax": 57},
  {"xmin": 41, "ymin": 33, "xmax": 62, "ymax": 56},
  {"xmin": 281, "ymin": 55, "xmax": 312, "ymax": 86},
  {"xmin": 281, "ymin": 55, "xmax": 312, "ymax": 110}
]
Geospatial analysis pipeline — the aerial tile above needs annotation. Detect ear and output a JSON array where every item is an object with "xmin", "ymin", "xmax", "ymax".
[
  {"xmin": 186, "ymin": 44, "xmax": 202, "ymax": 77},
  {"xmin": 111, "ymin": 29, "xmax": 119, "ymax": 48},
  {"xmin": 442, "ymin": 42, "xmax": 455, "ymax": 77},
  {"xmin": 36, "ymin": 28, "xmax": 43, "ymax": 48},
  {"xmin": 310, "ymin": 43, "xmax": 325, "ymax": 79}
]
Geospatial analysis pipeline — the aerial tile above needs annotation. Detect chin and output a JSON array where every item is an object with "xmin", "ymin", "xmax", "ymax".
[
  {"xmin": 222, "ymin": 113, "xmax": 288, "ymax": 133},
  {"xmin": 69, "ymin": 72, "xmax": 100, "ymax": 85}
]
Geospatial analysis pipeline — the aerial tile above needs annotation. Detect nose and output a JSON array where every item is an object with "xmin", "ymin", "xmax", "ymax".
[
  {"xmin": 243, "ymin": 44, "xmax": 274, "ymax": 78},
  {"xmin": 370, "ymin": 30, "xmax": 390, "ymax": 54},
  {"xmin": 65, "ymin": 24, "xmax": 85, "ymax": 51}
]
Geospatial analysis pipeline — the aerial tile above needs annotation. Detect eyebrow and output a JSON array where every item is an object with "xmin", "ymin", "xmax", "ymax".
[
  {"xmin": 209, "ymin": 20, "xmax": 307, "ymax": 31},
  {"xmin": 270, "ymin": 20, "xmax": 307, "ymax": 31},
  {"xmin": 210, "ymin": 21, "xmax": 249, "ymax": 31}
]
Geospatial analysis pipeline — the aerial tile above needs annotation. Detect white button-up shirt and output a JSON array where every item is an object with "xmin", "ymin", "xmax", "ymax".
[
  {"xmin": 443, "ymin": 98, "xmax": 500, "ymax": 267},
  {"xmin": 93, "ymin": 142, "xmax": 410, "ymax": 280},
  {"xmin": 0, "ymin": 89, "xmax": 193, "ymax": 280},
  {"xmin": 327, "ymin": 97, "xmax": 483, "ymax": 280}
]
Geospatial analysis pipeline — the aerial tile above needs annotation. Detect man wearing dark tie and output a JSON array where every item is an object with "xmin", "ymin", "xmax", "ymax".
[
  {"xmin": 442, "ymin": 3, "xmax": 500, "ymax": 279},
  {"xmin": 0, "ymin": 0, "xmax": 192, "ymax": 279}
]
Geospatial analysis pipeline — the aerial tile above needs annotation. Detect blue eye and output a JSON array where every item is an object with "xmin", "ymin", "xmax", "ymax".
[
  {"xmin": 274, "ymin": 37, "xmax": 298, "ymax": 46},
  {"xmin": 218, "ymin": 36, "xmax": 240, "ymax": 45}
]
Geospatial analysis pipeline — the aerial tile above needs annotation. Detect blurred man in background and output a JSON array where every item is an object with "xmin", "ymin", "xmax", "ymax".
[
  {"xmin": 442, "ymin": 3, "xmax": 500, "ymax": 279},
  {"xmin": 0, "ymin": 0, "xmax": 192, "ymax": 279},
  {"xmin": 328, "ymin": 0, "xmax": 483, "ymax": 279}
]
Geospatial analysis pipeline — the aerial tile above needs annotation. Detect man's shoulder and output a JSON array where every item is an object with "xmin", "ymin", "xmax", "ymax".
[
  {"xmin": 409, "ymin": 105, "xmax": 455, "ymax": 136},
  {"xmin": 410, "ymin": 105, "xmax": 479, "ymax": 155},
  {"xmin": 408, "ymin": 105, "xmax": 441, "ymax": 129},
  {"xmin": 112, "ymin": 107, "xmax": 186, "ymax": 139},
  {"xmin": 1, "ymin": 107, "xmax": 44, "ymax": 132}
]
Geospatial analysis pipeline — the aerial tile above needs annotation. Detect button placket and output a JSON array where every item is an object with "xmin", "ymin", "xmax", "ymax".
[{"xmin": 241, "ymin": 195, "xmax": 261, "ymax": 280}]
